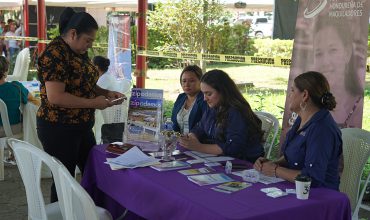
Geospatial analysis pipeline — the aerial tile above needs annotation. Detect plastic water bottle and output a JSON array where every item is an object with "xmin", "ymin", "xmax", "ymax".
[{"xmin": 164, "ymin": 118, "xmax": 174, "ymax": 131}]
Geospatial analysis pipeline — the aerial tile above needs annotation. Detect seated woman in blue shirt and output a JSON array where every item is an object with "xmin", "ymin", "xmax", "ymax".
[
  {"xmin": 171, "ymin": 65, "xmax": 208, "ymax": 134},
  {"xmin": 0, "ymin": 56, "xmax": 39, "ymax": 162},
  {"xmin": 179, "ymin": 69, "xmax": 264, "ymax": 163},
  {"xmin": 254, "ymin": 71, "xmax": 342, "ymax": 190}
]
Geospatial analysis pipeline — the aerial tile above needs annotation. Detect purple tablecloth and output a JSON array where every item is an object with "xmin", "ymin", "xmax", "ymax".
[{"xmin": 81, "ymin": 145, "xmax": 351, "ymax": 220}]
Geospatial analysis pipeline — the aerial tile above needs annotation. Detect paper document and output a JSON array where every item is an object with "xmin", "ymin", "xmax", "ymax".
[
  {"xmin": 187, "ymin": 173, "xmax": 234, "ymax": 186},
  {"xmin": 108, "ymin": 146, "xmax": 160, "ymax": 168},
  {"xmin": 232, "ymin": 169, "xmax": 285, "ymax": 184},
  {"xmin": 184, "ymin": 151, "xmax": 234, "ymax": 162}
]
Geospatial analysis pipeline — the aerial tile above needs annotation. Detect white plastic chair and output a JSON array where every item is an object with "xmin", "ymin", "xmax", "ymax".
[
  {"xmin": 340, "ymin": 128, "xmax": 370, "ymax": 219},
  {"xmin": 7, "ymin": 138, "xmax": 62, "ymax": 220},
  {"xmin": 254, "ymin": 111, "xmax": 279, "ymax": 159},
  {"xmin": 7, "ymin": 138, "xmax": 113, "ymax": 220},
  {"xmin": 95, "ymin": 79, "xmax": 131, "ymax": 143},
  {"xmin": 0, "ymin": 98, "xmax": 23, "ymax": 181},
  {"xmin": 54, "ymin": 158, "xmax": 113, "ymax": 220},
  {"xmin": 6, "ymin": 47, "xmax": 30, "ymax": 82}
]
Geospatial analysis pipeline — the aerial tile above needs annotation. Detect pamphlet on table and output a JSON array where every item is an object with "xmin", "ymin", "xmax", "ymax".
[
  {"xmin": 187, "ymin": 173, "xmax": 234, "ymax": 186},
  {"xmin": 150, "ymin": 161, "xmax": 191, "ymax": 171},
  {"xmin": 212, "ymin": 181, "xmax": 252, "ymax": 194},
  {"xmin": 178, "ymin": 167, "xmax": 215, "ymax": 175}
]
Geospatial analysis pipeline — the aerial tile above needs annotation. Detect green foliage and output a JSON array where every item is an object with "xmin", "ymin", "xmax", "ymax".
[
  {"xmin": 208, "ymin": 24, "xmax": 254, "ymax": 55},
  {"xmin": 47, "ymin": 25, "xmax": 60, "ymax": 39},
  {"xmin": 89, "ymin": 26, "xmax": 109, "ymax": 58},
  {"xmin": 148, "ymin": 0, "xmax": 227, "ymax": 54},
  {"xmin": 163, "ymin": 100, "xmax": 174, "ymax": 119},
  {"xmin": 253, "ymin": 39, "xmax": 294, "ymax": 58}
]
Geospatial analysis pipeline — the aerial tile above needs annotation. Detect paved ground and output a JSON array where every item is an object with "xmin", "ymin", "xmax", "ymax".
[
  {"xmin": 1, "ymin": 156, "xmax": 369, "ymax": 220},
  {"xmin": 0, "ymin": 163, "xmax": 52, "ymax": 220}
]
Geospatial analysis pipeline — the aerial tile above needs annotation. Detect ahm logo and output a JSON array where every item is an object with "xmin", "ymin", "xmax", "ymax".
[{"xmin": 304, "ymin": 0, "xmax": 328, "ymax": 18}]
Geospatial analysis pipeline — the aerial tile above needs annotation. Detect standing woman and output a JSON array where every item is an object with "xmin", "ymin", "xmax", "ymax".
[
  {"xmin": 179, "ymin": 69, "xmax": 264, "ymax": 163},
  {"xmin": 254, "ymin": 71, "xmax": 342, "ymax": 190},
  {"xmin": 37, "ymin": 7, "xmax": 124, "ymax": 202},
  {"xmin": 171, "ymin": 65, "xmax": 207, "ymax": 134}
]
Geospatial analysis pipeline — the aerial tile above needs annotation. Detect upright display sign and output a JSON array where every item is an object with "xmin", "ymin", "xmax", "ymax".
[
  {"xmin": 108, "ymin": 14, "xmax": 132, "ymax": 81},
  {"xmin": 281, "ymin": 0, "xmax": 370, "ymax": 139}
]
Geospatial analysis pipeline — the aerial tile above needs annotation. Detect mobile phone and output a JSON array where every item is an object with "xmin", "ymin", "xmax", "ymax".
[{"xmin": 111, "ymin": 97, "xmax": 126, "ymax": 102}]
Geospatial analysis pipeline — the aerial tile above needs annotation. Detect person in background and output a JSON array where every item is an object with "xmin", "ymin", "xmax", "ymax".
[
  {"xmin": 171, "ymin": 65, "xmax": 208, "ymax": 134},
  {"xmin": 179, "ymin": 69, "xmax": 264, "ymax": 163},
  {"xmin": 93, "ymin": 55, "xmax": 119, "ymax": 91},
  {"xmin": 4, "ymin": 21, "xmax": 20, "ymax": 62},
  {"xmin": 0, "ymin": 21, "xmax": 6, "ymax": 57},
  {"xmin": 0, "ymin": 56, "xmax": 39, "ymax": 163},
  {"xmin": 37, "ymin": 7, "xmax": 125, "ymax": 203},
  {"xmin": 254, "ymin": 71, "xmax": 342, "ymax": 191}
]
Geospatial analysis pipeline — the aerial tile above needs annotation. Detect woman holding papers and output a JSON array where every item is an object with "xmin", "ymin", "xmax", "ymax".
[
  {"xmin": 179, "ymin": 69, "xmax": 264, "ymax": 163},
  {"xmin": 36, "ymin": 7, "xmax": 125, "ymax": 202},
  {"xmin": 171, "ymin": 65, "xmax": 208, "ymax": 134},
  {"xmin": 254, "ymin": 71, "xmax": 342, "ymax": 190}
]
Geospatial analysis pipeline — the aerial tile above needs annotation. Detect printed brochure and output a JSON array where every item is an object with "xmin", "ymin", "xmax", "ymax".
[
  {"xmin": 123, "ymin": 88, "xmax": 163, "ymax": 144},
  {"xmin": 150, "ymin": 160, "xmax": 191, "ymax": 171},
  {"xmin": 187, "ymin": 173, "xmax": 234, "ymax": 186}
]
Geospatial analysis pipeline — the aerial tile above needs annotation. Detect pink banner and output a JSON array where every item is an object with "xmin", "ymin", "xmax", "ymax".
[{"xmin": 281, "ymin": 0, "xmax": 370, "ymax": 141}]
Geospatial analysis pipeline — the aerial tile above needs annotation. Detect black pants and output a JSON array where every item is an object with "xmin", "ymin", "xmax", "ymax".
[{"xmin": 37, "ymin": 120, "xmax": 96, "ymax": 203}]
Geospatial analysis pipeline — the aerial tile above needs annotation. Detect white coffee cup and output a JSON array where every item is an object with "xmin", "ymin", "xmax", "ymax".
[{"xmin": 295, "ymin": 174, "xmax": 311, "ymax": 200}]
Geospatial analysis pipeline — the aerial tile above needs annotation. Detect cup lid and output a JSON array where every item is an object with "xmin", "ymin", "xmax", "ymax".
[{"xmin": 295, "ymin": 174, "xmax": 311, "ymax": 182}]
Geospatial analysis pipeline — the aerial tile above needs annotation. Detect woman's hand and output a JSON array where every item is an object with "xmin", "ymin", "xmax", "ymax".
[
  {"xmin": 259, "ymin": 160, "xmax": 278, "ymax": 177},
  {"xmin": 179, "ymin": 133, "xmax": 201, "ymax": 150},
  {"xmin": 94, "ymin": 95, "xmax": 114, "ymax": 110},
  {"xmin": 253, "ymin": 157, "xmax": 269, "ymax": 172},
  {"xmin": 106, "ymin": 91, "xmax": 126, "ymax": 105}
]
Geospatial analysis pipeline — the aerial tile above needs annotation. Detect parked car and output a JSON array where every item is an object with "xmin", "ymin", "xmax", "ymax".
[
  {"xmin": 233, "ymin": 16, "xmax": 273, "ymax": 38},
  {"xmin": 247, "ymin": 16, "xmax": 273, "ymax": 38}
]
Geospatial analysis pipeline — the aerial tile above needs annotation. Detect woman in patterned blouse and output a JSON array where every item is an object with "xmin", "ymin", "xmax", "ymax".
[{"xmin": 37, "ymin": 7, "xmax": 125, "ymax": 202}]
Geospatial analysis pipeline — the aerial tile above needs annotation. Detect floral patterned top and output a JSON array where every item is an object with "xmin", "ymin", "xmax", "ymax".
[{"xmin": 37, "ymin": 37, "xmax": 99, "ymax": 124}]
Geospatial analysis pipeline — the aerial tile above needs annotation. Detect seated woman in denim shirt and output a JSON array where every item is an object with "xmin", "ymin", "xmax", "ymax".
[
  {"xmin": 254, "ymin": 71, "xmax": 342, "ymax": 190},
  {"xmin": 179, "ymin": 69, "xmax": 264, "ymax": 163},
  {"xmin": 171, "ymin": 65, "xmax": 208, "ymax": 134}
]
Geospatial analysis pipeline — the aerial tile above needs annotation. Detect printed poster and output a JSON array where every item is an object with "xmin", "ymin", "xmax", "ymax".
[
  {"xmin": 108, "ymin": 14, "xmax": 132, "ymax": 81},
  {"xmin": 123, "ymin": 88, "xmax": 164, "ymax": 144},
  {"xmin": 281, "ymin": 0, "xmax": 369, "ymax": 141}
]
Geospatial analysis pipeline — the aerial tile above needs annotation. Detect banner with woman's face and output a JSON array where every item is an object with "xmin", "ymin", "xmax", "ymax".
[{"xmin": 281, "ymin": 0, "xmax": 369, "ymax": 139}]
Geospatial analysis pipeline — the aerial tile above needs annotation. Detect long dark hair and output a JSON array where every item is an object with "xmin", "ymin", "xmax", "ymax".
[
  {"xmin": 294, "ymin": 71, "xmax": 336, "ymax": 110},
  {"xmin": 201, "ymin": 69, "xmax": 263, "ymax": 143},
  {"xmin": 59, "ymin": 7, "xmax": 98, "ymax": 36},
  {"xmin": 0, "ymin": 56, "xmax": 9, "ymax": 79}
]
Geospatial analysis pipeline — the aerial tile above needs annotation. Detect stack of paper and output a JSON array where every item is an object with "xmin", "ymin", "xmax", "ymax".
[{"xmin": 107, "ymin": 146, "xmax": 160, "ymax": 169}]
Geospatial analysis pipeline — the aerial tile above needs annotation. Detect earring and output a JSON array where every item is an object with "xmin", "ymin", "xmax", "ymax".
[{"xmin": 300, "ymin": 102, "xmax": 307, "ymax": 111}]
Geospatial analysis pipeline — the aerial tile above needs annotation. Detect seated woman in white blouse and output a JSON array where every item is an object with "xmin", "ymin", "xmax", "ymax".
[
  {"xmin": 171, "ymin": 65, "xmax": 208, "ymax": 134},
  {"xmin": 93, "ymin": 56, "xmax": 120, "ymax": 92}
]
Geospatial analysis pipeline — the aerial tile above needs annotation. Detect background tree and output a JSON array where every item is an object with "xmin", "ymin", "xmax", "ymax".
[{"xmin": 147, "ymin": 0, "xmax": 234, "ymax": 69}]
